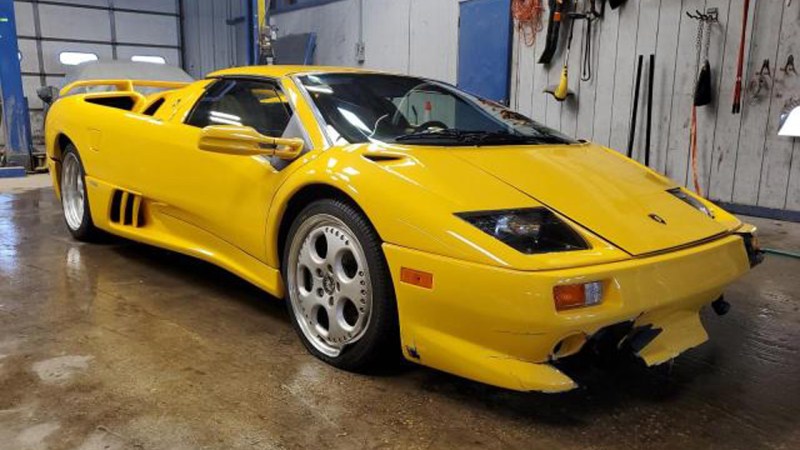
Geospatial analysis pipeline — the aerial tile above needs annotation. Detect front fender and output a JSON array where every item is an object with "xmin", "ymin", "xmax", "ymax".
[{"xmin": 265, "ymin": 145, "xmax": 628, "ymax": 271}]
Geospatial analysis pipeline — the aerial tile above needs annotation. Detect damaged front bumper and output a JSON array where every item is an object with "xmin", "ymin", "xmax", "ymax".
[{"xmin": 383, "ymin": 234, "xmax": 752, "ymax": 393}]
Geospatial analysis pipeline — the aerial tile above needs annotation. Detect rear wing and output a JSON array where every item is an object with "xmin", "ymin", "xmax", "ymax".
[{"xmin": 59, "ymin": 79, "xmax": 190, "ymax": 97}]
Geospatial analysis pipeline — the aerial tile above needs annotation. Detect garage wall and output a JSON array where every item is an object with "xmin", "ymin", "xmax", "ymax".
[
  {"xmin": 180, "ymin": 0, "xmax": 250, "ymax": 79},
  {"xmin": 511, "ymin": 0, "xmax": 800, "ymax": 215},
  {"xmin": 271, "ymin": 0, "xmax": 459, "ymax": 84},
  {"xmin": 7, "ymin": 0, "xmax": 182, "ymax": 144}
]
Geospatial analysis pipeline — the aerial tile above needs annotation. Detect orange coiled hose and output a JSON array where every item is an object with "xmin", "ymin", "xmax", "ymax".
[{"xmin": 512, "ymin": 0, "xmax": 545, "ymax": 47}]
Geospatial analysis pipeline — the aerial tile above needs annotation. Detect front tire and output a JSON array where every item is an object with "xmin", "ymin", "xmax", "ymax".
[
  {"xmin": 60, "ymin": 145, "xmax": 101, "ymax": 241},
  {"xmin": 283, "ymin": 198, "xmax": 399, "ymax": 372}
]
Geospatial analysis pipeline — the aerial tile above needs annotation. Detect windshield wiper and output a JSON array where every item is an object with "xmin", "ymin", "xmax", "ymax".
[
  {"xmin": 394, "ymin": 129, "xmax": 465, "ymax": 142},
  {"xmin": 394, "ymin": 129, "xmax": 570, "ymax": 146}
]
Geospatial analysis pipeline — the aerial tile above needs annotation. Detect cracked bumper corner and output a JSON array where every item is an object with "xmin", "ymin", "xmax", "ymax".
[{"xmin": 634, "ymin": 309, "xmax": 709, "ymax": 366}]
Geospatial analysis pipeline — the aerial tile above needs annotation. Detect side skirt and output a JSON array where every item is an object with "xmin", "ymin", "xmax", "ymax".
[{"xmin": 85, "ymin": 176, "xmax": 285, "ymax": 298}]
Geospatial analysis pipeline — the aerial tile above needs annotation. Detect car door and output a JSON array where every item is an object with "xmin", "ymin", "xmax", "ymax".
[{"xmin": 124, "ymin": 78, "xmax": 310, "ymax": 263}]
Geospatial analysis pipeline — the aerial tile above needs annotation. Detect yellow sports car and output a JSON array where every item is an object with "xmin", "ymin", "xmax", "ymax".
[{"xmin": 45, "ymin": 65, "xmax": 763, "ymax": 392}]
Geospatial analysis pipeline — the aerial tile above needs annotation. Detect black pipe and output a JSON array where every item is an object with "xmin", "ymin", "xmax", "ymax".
[
  {"xmin": 627, "ymin": 55, "xmax": 644, "ymax": 159},
  {"xmin": 644, "ymin": 53, "xmax": 655, "ymax": 167}
]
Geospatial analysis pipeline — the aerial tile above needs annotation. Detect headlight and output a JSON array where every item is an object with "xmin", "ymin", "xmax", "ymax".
[
  {"xmin": 668, "ymin": 188, "xmax": 715, "ymax": 218},
  {"xmin": 456, "ymin": 208, "xmax": 589, "ymax": 254}
]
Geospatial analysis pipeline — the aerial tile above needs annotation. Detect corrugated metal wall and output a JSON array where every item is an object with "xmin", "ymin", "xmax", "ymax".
[
  {"xmin": 511, "ymin": 0, "xmax": 800, "ymax": 214},
  {"xmin": 180, "ymin": 0, "xmax": 250, "ymax": 79}
]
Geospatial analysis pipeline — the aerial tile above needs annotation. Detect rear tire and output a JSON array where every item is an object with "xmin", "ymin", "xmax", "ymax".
[
  {"xmin": 282, "ymin": 198, "xmax": 400, "ymax": 372},
  {"xmin": 60, "ymin": 145, "xmax": 102, "ymax": 242}
]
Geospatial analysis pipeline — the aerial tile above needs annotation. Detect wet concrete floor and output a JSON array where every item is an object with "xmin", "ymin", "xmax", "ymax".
[{"xmin": 1, "ymin": 186, "xmax": 799, "ymax": 449}]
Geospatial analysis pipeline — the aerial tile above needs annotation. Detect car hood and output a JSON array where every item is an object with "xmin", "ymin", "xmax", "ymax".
[{"xmin": 448, "ymin": 143, "xmax": 729, "ymax": 256}]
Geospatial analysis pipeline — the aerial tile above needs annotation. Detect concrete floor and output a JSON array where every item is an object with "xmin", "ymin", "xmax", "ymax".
[{"xmin": 1, "ymin": 177, "xmax": 799, "ymax": 450}]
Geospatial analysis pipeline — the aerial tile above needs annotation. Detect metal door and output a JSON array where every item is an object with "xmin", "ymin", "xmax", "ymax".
[{"xmin": 457, "ymin": 0, "xmax": 512, "ymax": 104}]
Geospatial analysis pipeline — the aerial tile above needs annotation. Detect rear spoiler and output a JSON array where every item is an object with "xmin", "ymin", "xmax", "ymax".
[{"xmin": 59, "ymin": 79, "xmax": 190, "ymax": 97}]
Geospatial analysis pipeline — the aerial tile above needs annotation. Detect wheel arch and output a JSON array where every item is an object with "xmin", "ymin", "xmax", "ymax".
[
  {"xmin": 274, "ymin": 183, "xmax": 375, "ymax": 270},
  {"xmin": 270, "ymin": 183, "xmax": 380, "ymax": 267},
  {"xmin": 50, "ymin": 132, "xmax": 77, "ymax": 197}
]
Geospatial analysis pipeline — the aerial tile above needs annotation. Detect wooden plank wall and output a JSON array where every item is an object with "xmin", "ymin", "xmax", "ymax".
[{"xmin": 511, "ymin": 0, "xmax": 800, "ymax": 212}]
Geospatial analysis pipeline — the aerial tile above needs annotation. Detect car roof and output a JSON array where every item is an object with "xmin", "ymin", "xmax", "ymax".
[{"xmin": 207, "ymin": 65, "xmax": 390, "ymax": 79}]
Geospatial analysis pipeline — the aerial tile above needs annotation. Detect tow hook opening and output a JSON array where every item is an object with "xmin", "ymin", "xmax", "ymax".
[{"xmin": 712, "ymin": 296, "xmax": 731, "ymax": 316}]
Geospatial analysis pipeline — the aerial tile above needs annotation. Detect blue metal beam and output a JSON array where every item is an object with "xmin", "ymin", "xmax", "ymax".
[{"xmin": 0, "ymin": 0, "xmax": 34, "ymax": 169}]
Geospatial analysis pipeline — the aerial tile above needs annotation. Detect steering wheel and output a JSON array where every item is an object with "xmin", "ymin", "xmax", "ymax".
[{"xmin": 413, "ymin": 120, "xmax": 449, "ymax": 133}]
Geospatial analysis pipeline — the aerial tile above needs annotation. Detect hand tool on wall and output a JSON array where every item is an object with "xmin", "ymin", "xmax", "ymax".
[
  {"xmin": 512, "ymin": 0, "xmax": 545, "ymax": 47},
  {"xmin": 575, "ymin": 0, "xmax": 604, "ymax": 82},
  {"xmin": 781, "ymin": 55, "xmax": 797, "ymax": 76},
  {"xmin": 732, "ymin": 0, "xmax": 751, "ymax": 114},
  {"xmin": 538, "ymin": 0, "xmax": 567, "ymax": 65},
  {"xmin": 544, "ymin": 1, "xmax": 579, "ymax": 100},
  {"xmin": 747, "ymin": 59, "xmax": 773, "ymax": 103},
  {"xmin": 627, "ymin": 55, "xmax": 644, "ymax": 158}
]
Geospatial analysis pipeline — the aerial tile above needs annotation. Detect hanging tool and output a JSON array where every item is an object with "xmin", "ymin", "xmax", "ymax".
[
  {"xmin": 732, "ymin": 0, "xmax": 751, "ymax": 114},
  {"xmin": 747, "ymin": 59, "xmax": 773, "ymax": 103},
  {"xmin": 544, "ymin": 1, "xmax": 578, "ymax": 100},
  {"xmin": 627, "ymin": 55, "xmax": 644, "ymax": 158},
  {"xmin": 781, "ymin": 55, "xmax": 797, "ymax": 76},
  {"xmin": 691, "ymin": 9, "xmax": 717, "ymax": 106},
  {"xmin": 644, "ymin": 53, "xmax": 655, "ymax": 168},
  {"xmin": 538, "ymin": 0, "xmax": 567, "ymax": 65},
  {"xmin": 575, "ymin": 0, "xmax": 604, "ymax": 82},
  {"xmin": 687, "ymin": 9, "xmax": 718, "ymax": 196},
  {"xmin": 512, "ymin": 0, "xmax": 546, "ymax": 47}
]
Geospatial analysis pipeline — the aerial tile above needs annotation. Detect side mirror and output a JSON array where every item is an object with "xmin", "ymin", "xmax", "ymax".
[
  {"xmin": 779, "ymin": 106, "xmax": 800, "ymax": 137},
  {"xmin": 37, "ymin": 86, "xmax": 59, "ymax": 105},
  {"xmin": 198, "ymin": 125, "xmax": 305, "ymax": 160}
]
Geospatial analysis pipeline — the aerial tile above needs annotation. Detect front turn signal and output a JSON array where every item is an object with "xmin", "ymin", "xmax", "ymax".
[{"xmin": 554, "ymin": 281, "xmax": 604, "ymax": 311}]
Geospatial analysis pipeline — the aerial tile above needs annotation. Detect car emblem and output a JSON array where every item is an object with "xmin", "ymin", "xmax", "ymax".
[{"xmin": 649, "ymin": 213, "xmax": 667, "ymax": 225}]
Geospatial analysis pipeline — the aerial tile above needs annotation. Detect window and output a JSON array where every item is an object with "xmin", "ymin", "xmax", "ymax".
[
  {"xmin": 59, "ymin": 51, "xmax": 98, "ymax": 66},
  {"xmin": 143, "ymin": 98, "xmax": 166, "ymax": 116},
  {"xmin": 131, "ymin": 55, "xmax": 166, "ymax": 64},
  {"xmin": 186, "ymin": 79, "xmax": 293, "ymax": 138}
]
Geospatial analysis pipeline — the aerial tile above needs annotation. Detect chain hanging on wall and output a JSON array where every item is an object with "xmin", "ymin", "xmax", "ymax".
[{"xmin": 686, "ymin": 9, "xmax": 718, "ymax": 197}]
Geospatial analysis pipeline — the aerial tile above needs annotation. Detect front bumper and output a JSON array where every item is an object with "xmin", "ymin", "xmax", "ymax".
[{"xmin": 383, "ymin": 234, "xmax": 751, "ymax": 392}]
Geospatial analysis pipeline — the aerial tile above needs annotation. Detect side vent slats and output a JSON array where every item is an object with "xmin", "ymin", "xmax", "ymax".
[
  {"xmin": 131, "ymin": 194, "xmax": 142, "ymax": 227},
  {"xmin": 110, "ymin": 190, "xmax": 123, "ymax": 223},
  {"xmin": 120, "ymin": 192, "xmax": 130, "ymax": 225},
  {"xmin": 109, "ymin": 189, "xmax": 145, "ymax": 228}
]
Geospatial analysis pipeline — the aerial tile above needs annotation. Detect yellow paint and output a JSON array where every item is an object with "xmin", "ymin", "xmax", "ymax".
[{"xmin": 45, "ymin": 66, "xmax": 756, "ymax": 392}]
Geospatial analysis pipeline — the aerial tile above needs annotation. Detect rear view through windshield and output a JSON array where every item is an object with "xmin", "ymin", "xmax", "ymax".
[{"xmin": 297, "ymin": 73, "xmax": 576, "ymax": 146}]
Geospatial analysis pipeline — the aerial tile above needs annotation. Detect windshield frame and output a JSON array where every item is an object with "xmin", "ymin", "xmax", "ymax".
[{"xmin": 291, "ymin": 72, "xmax": 577, "ymax": 148}]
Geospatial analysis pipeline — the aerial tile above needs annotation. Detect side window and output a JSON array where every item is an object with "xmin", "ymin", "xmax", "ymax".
[{"xmin": 186, "ymin": 79, "xmax": 293, "ymax": 137}]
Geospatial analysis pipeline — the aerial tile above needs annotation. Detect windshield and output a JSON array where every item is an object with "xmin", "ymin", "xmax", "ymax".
[{"xmin": 297, "ymin": 73, "xmax": 576, "ymax": 146}]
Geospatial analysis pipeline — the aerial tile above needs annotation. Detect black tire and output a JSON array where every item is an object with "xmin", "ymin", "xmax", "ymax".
[
  {"xmin": 60, "ymin": 144, "xmax": 102, "ymax": 242},
  {"xmin": 282, "ymin": 198, "xmax": 400, "ymax": 372}
]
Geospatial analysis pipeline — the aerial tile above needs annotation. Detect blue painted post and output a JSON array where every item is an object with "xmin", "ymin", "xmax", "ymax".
[
  {"xmin": 249, "ymin": 0, "xmax": 260, "ymax": 65},
  {"xmin": 0, "ymin": 0, "xmax": 33, "ymax": 170}
]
